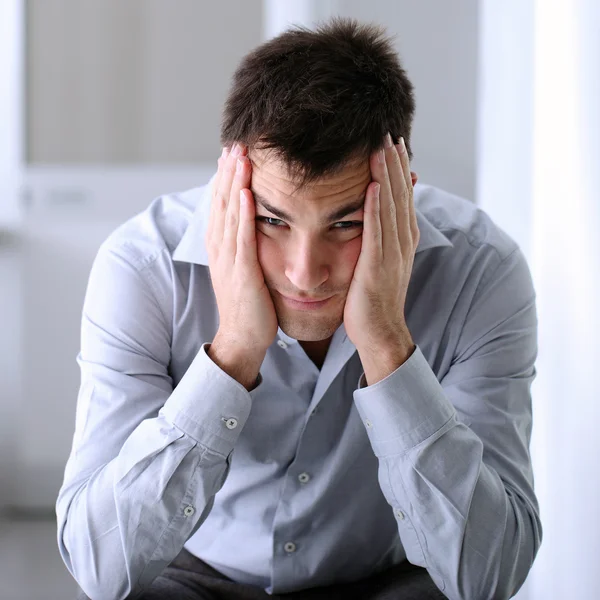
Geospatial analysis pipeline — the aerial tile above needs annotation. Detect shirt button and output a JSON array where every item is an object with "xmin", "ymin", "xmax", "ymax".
[
  {"xmin": 224, "ymin": 417, "xmax": 238, "ymax": 429},
  {"xmin": 396, "ymin": 509, "xmax": 405, "ymax": 520},
  {"xmin": 298, "ymin": 472, "xmax": 310, "ymax": 484},
  {"xmin": 284, "ymin": 542, "xmax": 297, "ymax": 553},
  {"xmin": 365, "ymin": 419, "xmax": 373, "ymax": 428},
  {"xmin": 277, "ymin": 340, "xmax": 288, "ymax": 349},
  {"xmin": 184, "ymin": 505, "xmax": 195, "ymax": 517}
]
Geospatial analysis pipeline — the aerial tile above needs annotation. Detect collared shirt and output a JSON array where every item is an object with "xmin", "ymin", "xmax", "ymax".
[{"xmin": 56, "ymin": 175, "xmax": 541, "ymax": 600}]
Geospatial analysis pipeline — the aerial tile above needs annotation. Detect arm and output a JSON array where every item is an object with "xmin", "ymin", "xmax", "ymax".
[
  {"xmin": 55, "ymin": 241, "xmax": 260, "ymax": 600},
  {"xmin": 353, "ymin": 247, "xmax": 542, "ymax": 600}
]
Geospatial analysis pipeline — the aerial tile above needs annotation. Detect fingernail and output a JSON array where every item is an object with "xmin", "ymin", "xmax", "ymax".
[
  {"xmin": 221, "ymin": 147, "xmax": 229, "ymax": 158},
  {"xmin": 231, "ymin": 143, "xmax": 241, "ymax": 157},
  {"xmin": 399, "ymin": 137, "xmax": 406, "ymax": 153},
  {"xmin": 378, "ymin": 148, "xmax": 386, "ymax": 163},
  {"xmin": 236, "ymin": 157, "xmax": 244, "ymax": 173},
  {"xmin": 384, "ymin": 133, "xmax": 393, "ymax": 148}
]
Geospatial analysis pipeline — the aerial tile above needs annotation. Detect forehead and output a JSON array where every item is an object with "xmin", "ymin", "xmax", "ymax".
[{"xmin": 248, "ymin": 148, "xmax": 371, "ymax": 207}]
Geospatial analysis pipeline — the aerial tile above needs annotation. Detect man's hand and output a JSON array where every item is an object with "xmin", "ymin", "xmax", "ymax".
[
  {"xmin": 343, "ymin": 134, "xmax": 419, "ymax": 385},
  {"xmin": 206, "ymin": 143, "xmax": 278, "ymax": 377}
]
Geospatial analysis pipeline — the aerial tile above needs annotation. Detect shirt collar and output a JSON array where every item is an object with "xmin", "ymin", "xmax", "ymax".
[{"xmin": 172, "ymin": 173, "xmax": 453, "ymax": 266}]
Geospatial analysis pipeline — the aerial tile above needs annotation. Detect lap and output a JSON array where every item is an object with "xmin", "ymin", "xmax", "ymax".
[
  {"xmin": 75, "ymin": 549, "xmax": 446, "ymax": 600},
  {"xmin": 76, "ymin": 577, "xmax": 217, "ymax": 600}
]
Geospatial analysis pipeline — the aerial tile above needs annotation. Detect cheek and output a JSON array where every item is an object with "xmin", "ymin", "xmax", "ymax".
[
  {"xmin": 337, "ymin": 236, "xmax": 362, "ymax": 281},
  {"xmin": 256, "ymin": 235, "xmax": 281, "ymax": 276}
]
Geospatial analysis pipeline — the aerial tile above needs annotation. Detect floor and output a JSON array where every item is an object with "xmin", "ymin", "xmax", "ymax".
[{"xmin": 0, "ymin": 515, "xmax": 78, "ymax": 600}]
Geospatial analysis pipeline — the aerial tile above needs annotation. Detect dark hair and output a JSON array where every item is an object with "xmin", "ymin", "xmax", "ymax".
[{"xmin": 220, "ymin": 17, "xmax": 416, "ymax": 188}]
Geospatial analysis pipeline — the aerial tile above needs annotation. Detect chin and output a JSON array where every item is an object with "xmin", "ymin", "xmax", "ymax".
[{"xmin": 276, "ymin": 310, "xmax": 343, "ymax": 342}]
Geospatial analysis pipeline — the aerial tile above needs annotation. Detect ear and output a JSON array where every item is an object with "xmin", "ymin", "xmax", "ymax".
[{"xmin": 410, "ymin": 171, "xmax": 418, "ymax": 187}]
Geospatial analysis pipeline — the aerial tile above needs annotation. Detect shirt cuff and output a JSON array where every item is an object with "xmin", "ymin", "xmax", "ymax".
[
  {"xmin": 353, "ymin": 344, "xmax": 456, "ymax": 457},
  {"xmin": 160, "ymin": 343, "xmax": 261, "ymax": 457}
]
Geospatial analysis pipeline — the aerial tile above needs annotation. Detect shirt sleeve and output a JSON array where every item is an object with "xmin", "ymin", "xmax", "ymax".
[
  {"xmin": 55, "ymin": 240, "xmax": 260, "ymax": 600},
  {"xmin": 353, "ymin": 247, "xmax": 542, "ymax": 600}
]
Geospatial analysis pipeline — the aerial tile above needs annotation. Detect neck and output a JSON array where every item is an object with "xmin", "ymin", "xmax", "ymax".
[{"xmin": 299, "ymin": 338, "xmax": 332, "ymax": 370}]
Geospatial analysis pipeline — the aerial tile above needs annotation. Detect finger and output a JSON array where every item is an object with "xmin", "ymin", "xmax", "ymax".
[
  {"xmin": 396, "ymin": 137, "xmax": 419, "ymax": 244},
  {"xmin": 237, "ymin": 189, "xmax": 259, "ymax": 267},
  {"xmin": 222, "ymin": 169, "xmax": 242, "ymax": 259},
  {"xmin": 229, "ymin": 155, "xmax": 251, "ymax": 232},
  {"xmin": 384, "ymin": 134, "xmax": 410, "ymax": 246},
  {"xmin": 214, "ymin": 146, "xmax": 229, "ymax": 191},
  {"xmin": 223, "ymin": 153, "xmax": 252, "ymax": 255},
  {"xmin": 214, "ymin": 144, "xmax": 247, "ymax": 247},
  {"xmin": 370, "ymin": 144, "xmax": 398, "ymax": 262},
  {"xmin": 360, "ymin": 181, "xmax": 383, "ymax": 262},
  {"xmin": 207, "ymin": 147, "xmax": 230, "ymax": 251}
]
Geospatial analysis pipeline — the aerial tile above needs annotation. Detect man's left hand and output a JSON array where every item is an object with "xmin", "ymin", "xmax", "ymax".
[{"xmin": 343, "ymin": 133, "xmax": 419, "ymax": 384}]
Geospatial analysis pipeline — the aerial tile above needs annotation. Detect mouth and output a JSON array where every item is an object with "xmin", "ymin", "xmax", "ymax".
[{"xmin": 279, "ymin": 293, "xmax": 334, "ymax": 311}]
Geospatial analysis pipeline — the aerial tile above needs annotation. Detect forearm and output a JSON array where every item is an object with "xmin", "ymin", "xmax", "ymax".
[
  {"xmin": 57, "ymin": 417, "xmax": 228, "ymax": 600},
  {"xmin": 378, "ymin": 423, "xmax": 540, "ymax": 599},
  {"xmin": 58, "ymin": 344, "xmax": 256, "ymax": 599},
  {"xmin": 353, "ymin": 345, "xmax": 541, "ymax": 600}
]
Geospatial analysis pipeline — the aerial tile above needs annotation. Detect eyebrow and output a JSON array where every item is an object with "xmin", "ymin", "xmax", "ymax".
[{"xmin": 252, "ymin": 191, "xmax": 366, "ymax": 225}]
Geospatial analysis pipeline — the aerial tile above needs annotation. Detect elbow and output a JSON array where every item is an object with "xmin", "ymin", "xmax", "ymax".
[
  {"xmin": 58, "ymin": 541, "xmax": 135, "ymax": 600},
  {"xmin": 445, "ymin": 502, "xmax": 542, "ymax": 600},
  {"xmin": 496, "ymin": 507, "xmax": 542, "ymax": 600},
  {"xmin": 57, "ymin": 514, "xmax": 135, "ymax": 600}
]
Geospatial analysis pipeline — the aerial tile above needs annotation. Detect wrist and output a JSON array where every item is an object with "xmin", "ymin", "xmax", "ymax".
[
  {"xmin": 357, "ymin": 327, "xmax": 415, "ymax": 386},
  {"xmin": 208, "ymin": 334, "xmax": 265, "ymax": 391}
]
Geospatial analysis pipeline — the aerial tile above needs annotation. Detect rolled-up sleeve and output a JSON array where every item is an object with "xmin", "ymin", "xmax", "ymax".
[
  {"xmin": 55, "ymin": 240, "xmax": 257, "ymax": 600},
  {"xmin": 354, "ymin": 247, "xmax": 542, "ymax": 600}
]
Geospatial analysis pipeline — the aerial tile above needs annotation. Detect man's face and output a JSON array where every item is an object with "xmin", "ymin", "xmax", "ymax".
[{"xmin": 249, "ymin": 148, "xmax": 371, "ymax": 342}]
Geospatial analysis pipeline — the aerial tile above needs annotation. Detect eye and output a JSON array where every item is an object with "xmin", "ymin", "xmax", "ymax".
[
  {"xmin": 332, "ymin": 221, "xmax": 363, "ymax": 230},
  {"xmin": 255, "ymin": 217, "xmax": 363, "ymax": 231},
  {"xmin": 256, "ymin": 217, "xmax": 286, "ymax": 227}
]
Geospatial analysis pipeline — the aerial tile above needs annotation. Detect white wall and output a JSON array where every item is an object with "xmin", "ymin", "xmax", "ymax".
[
  {"xmin": 26, "ymin": 0, "xmax": 263, "ymax": 163},
  {"xmin": 0, "ymin": 0, "xmax": 23, "ymax": 229},
  {"xmin": 0, "ymin": 235, "xmax": 21, "ymax": 510},
  {"xmin": 0, "ymin": 0, "xmax": 23, "ymax": 511},
  {"xmin": 476, "ymin": 0, "xmax": 534, "ymax": 262}
]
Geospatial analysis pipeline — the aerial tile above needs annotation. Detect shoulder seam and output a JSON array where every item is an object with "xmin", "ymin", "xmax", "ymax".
[{"xmin": 438, "ymin": 227, "xmax": 516, "ymax": 261}]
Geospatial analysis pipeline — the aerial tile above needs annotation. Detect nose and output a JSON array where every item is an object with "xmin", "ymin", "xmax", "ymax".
[{"xmin": 284, "ymin": 238, "xmax": 329, "ymax": 292}]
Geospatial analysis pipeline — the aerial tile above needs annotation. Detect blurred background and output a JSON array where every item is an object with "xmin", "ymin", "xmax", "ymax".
[{"xmin": 0, "ymin": 0, "xmax": 597, "ymax": 598}]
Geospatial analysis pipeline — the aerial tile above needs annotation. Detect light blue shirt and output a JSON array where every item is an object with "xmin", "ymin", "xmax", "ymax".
[{"xmin": 56, "ymin": 176, "xmax": 541, "ymax": 600}]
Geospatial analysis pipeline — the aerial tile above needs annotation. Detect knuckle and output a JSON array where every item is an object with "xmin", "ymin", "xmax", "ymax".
[
  {"xmin": 226, "ymin": 153, "xmax": 238, "ymax": 170},
  {"xmin": 214, "ymin": 192, "xmax": 227, "ymax": 210},
  {"xmin": 226, "ymin": 208, "xmax": 238, "ymax": 227}
]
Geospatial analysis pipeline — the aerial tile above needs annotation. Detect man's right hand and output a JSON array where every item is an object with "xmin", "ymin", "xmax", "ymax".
[{"xmin": 205, "ymin": 143, "xmax": 278, "ymax": 383}]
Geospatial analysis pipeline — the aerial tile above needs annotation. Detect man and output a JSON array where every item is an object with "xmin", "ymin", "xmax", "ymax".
[{"xmin": 57, "ymin": 18, "xmax": 541, "ymax": 600}]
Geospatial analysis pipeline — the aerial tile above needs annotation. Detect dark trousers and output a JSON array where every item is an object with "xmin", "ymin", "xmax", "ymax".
[{"xmin": 76, "ymin": 547, "xmax": 447, "ymax": 599}]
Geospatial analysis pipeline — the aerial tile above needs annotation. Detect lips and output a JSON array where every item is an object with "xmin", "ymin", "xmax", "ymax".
[
  {"xmin": 282, "ymin": 295, "xmax": 331, "ymax": 303},
  {"xmin": 279, "ymin": 293, "xmax": 334, "ymax": 310}
]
